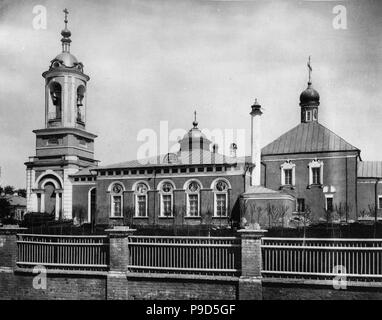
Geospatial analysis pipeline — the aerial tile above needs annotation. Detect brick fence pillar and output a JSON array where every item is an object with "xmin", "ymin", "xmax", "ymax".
[
  {"xmin": 0, "ymin": 225, "xmax": 27, "ymax": 269},
  {"xmin": 237, "ymin": 228, "xmax": 267, "ymax": 300},
  {"xmin": 105, "ymin": 226, "xmax": 136, "ymax": 300}
]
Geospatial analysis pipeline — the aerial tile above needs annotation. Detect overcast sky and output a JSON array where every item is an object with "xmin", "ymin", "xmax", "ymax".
[{"xmin": 0, "ymin": 0, "xmax": 381, "ymax": 188}]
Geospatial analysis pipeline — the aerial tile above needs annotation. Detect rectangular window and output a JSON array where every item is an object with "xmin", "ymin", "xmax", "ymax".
[
  {"xmin": 378, "ymin": 196, "xmax": 382, "ymax": 210},
  {"xmin": 284, "ymin": 169, "xmax": 293, "ymax": 185},
  {"xmin": 113, "ymin": 196, "xmax": 122, "ymax": 217},
  {"xmin": 326, "ymin": 197, "xmax": 334, "ymax": 212},
  {"xmin": 216, "ymin": 194, "xmax": 227, "ymax": 217},
  {"xmin": 137, "ymin": 195, "xmax": 146, "ymax": 217},
  {"xmin": 188, "ymin": 194, "xmax": 199, "ymax": 216},
  {"xmin": 162, "ymin": 195, "xmax": 172, "ymax": 217},
  {"xmin": 312, "ymin": 167, "xmax": 321, "ymax": 184},
  {"xmin": 306, "ymin": 111, "xmax": 311, "ymax": 121},
  {"xmin": 297, "ymin": 198, "xmax": 305, "ymax": 213}
]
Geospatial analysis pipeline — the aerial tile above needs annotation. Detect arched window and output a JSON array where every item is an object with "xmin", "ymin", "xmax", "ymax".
[
  {"xmin": 134, "ymin": 182, "xmax": 148, "ymax": 217},
  {"xmin": 213, "ymin": 180, "xmax": 229, "ymax": 217},
  {"xmin": 185, "ymin": 180, "xmax": 201, "ymax": 217},
  {"xmin": 76, "ymin": 85, "xmax": 86, "ymax": 123},
  {"xmin": 49, "ymin": 82, "xmax": 62, "ymax": 120},
  {"xmin": 159, "ymin": 181, "xmax": 174, "ymax": 217},
  {"xmin": 110, "ymin": 183, "xmax": 123, "ymax": 217}
]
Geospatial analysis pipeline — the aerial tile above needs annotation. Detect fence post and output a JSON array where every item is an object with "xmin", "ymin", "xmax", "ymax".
[
  {"xmin": 0, "ymin": 225, "xmax": 27, "ymax": 269},
  {"xmin": 105, "ymin": 226, "xmax": 136, "ymax": 300},
  {"xmin": 237, "ymin": 228, "xmax": 267, "ymax": 300}
]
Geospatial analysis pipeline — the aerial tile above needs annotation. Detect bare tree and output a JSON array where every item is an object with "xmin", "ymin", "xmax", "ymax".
[
  {"xmin": 202, "ymin": 205, "xmax": 214, "ymax": 236},
  {"xmin": 123, "ymin": 205, "xmax": 135, "ymax": 227}
]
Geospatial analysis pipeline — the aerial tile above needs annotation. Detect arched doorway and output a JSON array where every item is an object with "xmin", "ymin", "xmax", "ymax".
[{"xmin": 37, "ymin": 174, "xmax": 63, "ymax": 219}]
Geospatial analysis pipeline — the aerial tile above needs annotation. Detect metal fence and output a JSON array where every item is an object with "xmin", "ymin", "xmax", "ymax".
[
  {"xmin": 262, "ymin": 237, "xmax": 382, "ymax": 282},
  {"xmin": 16, "ymin": 234, "xmax": 109, "ymax": 271},
  {"xmin": 127, "ymin": 236, "xmax": 241, "ymax": 276}
]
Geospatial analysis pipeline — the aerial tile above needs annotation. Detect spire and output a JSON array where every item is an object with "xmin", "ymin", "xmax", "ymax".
[
  {"xmin": 307, "ymin": 55, "xmax": 312, "ymax": 85},
  {"xmin": 193, "ymin": 110, "xmax": 198, "ymax": 128},
  {"xmin": 61, "ymin": 8, "xmax": 71, "ymax": 53}
]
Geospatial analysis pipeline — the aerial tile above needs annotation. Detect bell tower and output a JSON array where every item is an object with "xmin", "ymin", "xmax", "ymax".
[{"xmin": 25, "ymin": 9, "xmax": 97, "ymax": 220}]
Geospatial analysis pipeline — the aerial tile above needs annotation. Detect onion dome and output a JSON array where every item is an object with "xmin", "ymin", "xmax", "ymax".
[{"xmin": 300, "ymin": 82, "xmax": 320, "ymax": 107}]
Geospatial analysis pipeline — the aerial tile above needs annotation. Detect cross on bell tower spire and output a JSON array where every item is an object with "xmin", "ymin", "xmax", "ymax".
[
  {"xmin": 193, "ymin": 110, "xmax": 198, "ymax": 128},
  {"xmin": 61, "ymin": 8, "xmax": 72, "ymax": 53}
]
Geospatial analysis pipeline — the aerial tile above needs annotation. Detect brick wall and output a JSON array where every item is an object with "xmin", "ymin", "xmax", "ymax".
[
  {"xmin": 263, "ymin": 282, "xmax": 382, "ymax": 300},
  {"xmin": 0, "ymin": 270, "xmax": 106, "ymax": 300},
  {"xmin": 127, "ymin": 276, "xmax": 237, "ymax": 300},
  {"xmin": 262, "ymin": 151, "xmax": 358, "ymax": 221}
]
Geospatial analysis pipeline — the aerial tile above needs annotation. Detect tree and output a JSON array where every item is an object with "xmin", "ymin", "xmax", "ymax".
[
  {"xmin": 202, "ymin": 206, "xmax": 214, "ymax": 236},
  {"xmin": 0, "ymin": 197, "xmax": 11, "ymax": 221},
  {"xmin": 266, "ymin": 203, "xmax": 279, "ymax": 229},
  {"xmin": 72, "ymin": 205, "xmax": 87, "ymax": 225},
  {"xmin": 16, "ymin": 189, "xmax": 26, "ymax": 198},
  {"xmin": 123, "ymin": 206, "xmax": 135, "ymax": 227},
  {"xmin": 4, "ymin": 185, "xmax": 15, "ymax": 195},
  {"xmin": 301, "ymin": 205, "xmax": 312, "ymax": 239}
]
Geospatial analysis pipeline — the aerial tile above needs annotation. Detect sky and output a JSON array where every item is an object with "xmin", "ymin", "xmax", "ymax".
[{"xmin": 0, "ymin": 0, "xmax": 381, "ymax": 188}]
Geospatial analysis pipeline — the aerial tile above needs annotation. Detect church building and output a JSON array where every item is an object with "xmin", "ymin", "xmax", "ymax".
[{"xmin": 25, "ymin": 11, "xmax": 381, "ymax": 228}]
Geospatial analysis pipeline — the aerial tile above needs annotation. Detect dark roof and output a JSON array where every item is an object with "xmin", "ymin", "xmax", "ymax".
[
  {"xmin": 358, "ymin": 161, "xmax": 382, "ymax": 178},
  {"xmin": 261, "ymin": 121, "xmax": 359, "ymax": 156},
  {"xmin": 96, "ymin": 149, "xmax": 238, "ymax": 170}
]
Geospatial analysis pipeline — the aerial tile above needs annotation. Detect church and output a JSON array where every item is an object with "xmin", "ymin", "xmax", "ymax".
[{"xmin": 25, "ymin": 11, "xmax": 382, "ymax": 228}]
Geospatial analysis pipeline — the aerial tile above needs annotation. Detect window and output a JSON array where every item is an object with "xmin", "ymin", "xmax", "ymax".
[
  {"xmin": 284, "ymin": 169, "xmax": 292, "ymax": 185},
  {"xmin": 110, "ymin": 183, "xmax": 123, "ymax": 217},
  {"xmin": 378, "ymin": 196, "xmax": 382, "ymax": 210},
  {"xmin": 306, "ymin": 110, "xmax": 311, "ymax": 122},
  {"xmin": 213, "ymin": 180, "xmax": 229, "ymax": 217},
  {"xmin": 159, "ymin": 182, "xmax": 174, "ymax": 217},
  {"xmin": 186, "ymin": 181, "xmax": 201, "ymax": 217},
  {"xmin": 134, "ymin": 182, "xmax": 148, "ymax": 217},
  {"xmin": 297, "ymin": 198, "xmax": 305, "ymax": 213},
  {"xmin": 281, "ymin": 161, "xmax": 295, "ymax": 186},
  {"xmin": 312, "ymin": 167, "xmax": 320, "ymax": 184},
  {"xmin": 189, "ymin": 195, "xmax": 199, "ymax": 216},
  {"xmin": 326, "ymin": 196, "xmax": 334, "ymax": 212},
  {"xmin": 308, "ymin": 159, "xmax": 323, "ymax": 186}
]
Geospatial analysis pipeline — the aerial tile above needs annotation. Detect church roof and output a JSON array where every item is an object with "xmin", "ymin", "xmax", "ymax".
[
  {"xmin": 261, "ymin": 121, "xmax": 359, "ymax": 156},
  {"xmin": 97, "ymin": 149, "xmax": 238, "ymax": 170},
  {"xmin": 358, "ymin": 161, "xmax": 382, "ymax": 178}
]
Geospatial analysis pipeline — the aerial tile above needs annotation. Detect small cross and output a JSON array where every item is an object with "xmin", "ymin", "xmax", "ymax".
[
  {"xmin": 307, "ymin": 56, "xmax": 312, "ymax": 83},
  {"xmin": 193, "ymin": 110, "xmax": 198, "ymax": 128},
  {"xmin": 63, "ymin": 8, "xmax": 69, "ymax": 25}
]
